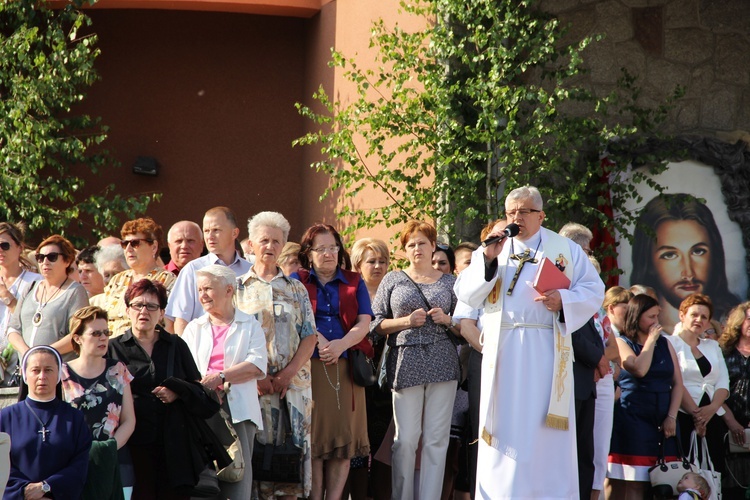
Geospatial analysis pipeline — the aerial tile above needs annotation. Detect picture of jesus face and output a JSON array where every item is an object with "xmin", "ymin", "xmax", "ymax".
[
  {"xmin": 652, "ymin": 219, "xmax": 711, "ymax": 308},
  {"xmin": 631, "ymin": 193, "xmax": 740, "ymax": 329}
]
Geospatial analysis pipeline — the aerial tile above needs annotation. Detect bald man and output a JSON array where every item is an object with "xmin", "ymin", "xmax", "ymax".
[{"xmin": 165, "ymin": 220, "xmax": 204, "ymax": 276}]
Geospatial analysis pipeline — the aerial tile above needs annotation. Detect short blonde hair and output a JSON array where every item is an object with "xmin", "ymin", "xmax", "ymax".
[
  {"xmin": 351, "ymin": 238, "xmax": 390, "ymax": 271},
  {"xmin": 278, "ymin": 241, "xmax": 300, "ymax": 261}
]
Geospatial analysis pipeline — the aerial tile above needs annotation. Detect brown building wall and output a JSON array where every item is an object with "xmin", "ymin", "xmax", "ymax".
[
  {"xmin": 65, "ymin": 0, "xmax": 423, "ymax": 248},
  {"xmin": 77, "ymin": 9, "xmax": 309, "ymax": 241}
]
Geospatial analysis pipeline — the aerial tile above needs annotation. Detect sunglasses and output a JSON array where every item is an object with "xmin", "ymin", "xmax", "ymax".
[
  {"xmin": 0, "ymin": 242, "xmax": 11, "ymax": 251},
  {"xmin": 35, "ymin": 252, "xmax": 62, "ymax": 263},
  {"xmin": 85, "ymin": 329, "xmax": 112, "ymax": 338},
  {"xmin": 120, "ymin": 238, "xmax": 154, "ymax": 249}
]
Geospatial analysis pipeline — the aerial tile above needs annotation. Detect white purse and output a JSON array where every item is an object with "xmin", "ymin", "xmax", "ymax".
[{"xmin": 726, "ymin": 428, "xmax": 750, "ymax": 453}]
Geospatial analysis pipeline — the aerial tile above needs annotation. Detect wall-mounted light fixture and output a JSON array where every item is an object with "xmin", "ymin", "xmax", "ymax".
[{"xmin": 132, "ymin": 156, "xmax": 159, "ymax": 176}]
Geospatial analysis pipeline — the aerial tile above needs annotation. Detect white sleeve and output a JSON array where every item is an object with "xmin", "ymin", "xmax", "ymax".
[{"xmin": 454, "ymin": 247, "xmax": 499, "ymax": 309}]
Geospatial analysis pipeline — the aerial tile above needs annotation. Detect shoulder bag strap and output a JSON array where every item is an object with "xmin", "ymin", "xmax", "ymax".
[
  {"xmin": 400, "ymin": 271, "xmax": 462, "ymax": 347},
  {"xmin": 401, "ymin": 271, "xmax": 432, "ymax": 309}
]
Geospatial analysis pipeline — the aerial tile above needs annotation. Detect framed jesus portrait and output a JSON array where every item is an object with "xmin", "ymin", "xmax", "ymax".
[{"xmin": 616, "ymin": 157, "xmax": 748, "ymax": 333}]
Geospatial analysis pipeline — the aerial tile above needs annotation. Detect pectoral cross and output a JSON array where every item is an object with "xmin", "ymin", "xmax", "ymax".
[
  {"xmin": 38, "ymin": 426, "xmax": 50, "ymax": 442},
  {"xmin": 507, "ymin": 249, "xmax": 537, "ymax": 295}
]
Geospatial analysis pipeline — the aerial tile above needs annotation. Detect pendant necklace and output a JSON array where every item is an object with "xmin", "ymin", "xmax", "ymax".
[
  {"xmin": 24, "ymin": 399, "xmax": 52, "ymax": 442},
  {"xmin": 322, "ymin": 363, "xmax": 341, "ymax": 410},
  {"xmin": 507, "ymin": 238, "xmax": 542, "ymax": 295},
  {"xmin": 32, "ymin": 278, "xmax": 68, "ymax": 327}
]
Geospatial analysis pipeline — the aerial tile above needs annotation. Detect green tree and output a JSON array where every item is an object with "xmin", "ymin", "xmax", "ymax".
[
  {"xmin": 295, "ymin": 0, "xmax": 684, "ymax": 257},
  {"xmin": 0, "ymin": 0, "xmax": 154, "ymax": 246}
]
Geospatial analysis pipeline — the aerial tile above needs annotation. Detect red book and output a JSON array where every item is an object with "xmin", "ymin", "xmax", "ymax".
[{"xmin": 533, "ymin": 257, "xmax": 571, "ymax": 295}]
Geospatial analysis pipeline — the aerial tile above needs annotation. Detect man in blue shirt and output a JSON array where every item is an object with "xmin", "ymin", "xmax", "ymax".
[{"xmin": 165, "ymin": 207, "xmax": 251, "ymax": 335}]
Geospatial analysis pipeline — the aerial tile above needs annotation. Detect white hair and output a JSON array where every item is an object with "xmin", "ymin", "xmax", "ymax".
[
  {"xmin": 247, "ymin": 211, "xmax": 291, "ymax": 243},
  {"xmin": 505, "ymin": 186, "xmax": 543, "ymax": 210},
  {"xmin": 196, "ymin": 264, "xmax": 237, "ymax": 290},
  {"xmin": 559, "ymin": 222, "xmax": 593, "ymax": 248},
  {"xmin": 95, "ymin": 244, "xmax": 128, "ymax": 274}
]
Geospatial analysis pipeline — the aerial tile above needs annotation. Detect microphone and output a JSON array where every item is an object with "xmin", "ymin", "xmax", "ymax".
[{"xmin": 481, "ymin": 223, "xmax": 520, "ymax": 248}]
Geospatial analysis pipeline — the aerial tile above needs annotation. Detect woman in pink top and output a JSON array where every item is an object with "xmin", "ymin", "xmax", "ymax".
[{"xmin": 182, "ymin": 264, "xmax": 268, "ymax": 500}]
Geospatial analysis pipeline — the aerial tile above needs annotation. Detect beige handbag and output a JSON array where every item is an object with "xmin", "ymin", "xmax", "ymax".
[
  {"xmin": 214, "ymin": 408, "xmax": 244, "ymax": 483},
  {"xmin": 727, "ymin": 429, "xmax": 750, "ymax": 454}
]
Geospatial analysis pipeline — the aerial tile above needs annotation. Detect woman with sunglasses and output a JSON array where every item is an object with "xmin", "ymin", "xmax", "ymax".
[
  {"xmin": 7, "ymin": 235, "xmax": 89, "ymax": 360},
  {"xmin": 62, "ymin": 306, "xmax": 136, "ymax": 499},
  {"xmin": 100, "ymin": 217, "xmax": 176, "ymax": 337},
  {"xmin": 0, "ymin": 222, "xmax": 42, "ymax": 383}
]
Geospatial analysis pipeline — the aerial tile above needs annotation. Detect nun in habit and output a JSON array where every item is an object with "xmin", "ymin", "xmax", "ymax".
[{"xmin": 0, "ymin": 345, "xmax": 91, "ymax": 499}]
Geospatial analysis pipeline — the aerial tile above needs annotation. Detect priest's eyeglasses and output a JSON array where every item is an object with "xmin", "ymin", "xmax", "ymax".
[{"xmin": 505, "ymin": 209, "xmax": 541, "ymax": 219}]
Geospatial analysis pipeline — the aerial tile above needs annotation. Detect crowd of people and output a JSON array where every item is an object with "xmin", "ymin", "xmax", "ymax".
[{"xmin": 1, "ymin": 186, "xmax": 750, "ymax": 500}]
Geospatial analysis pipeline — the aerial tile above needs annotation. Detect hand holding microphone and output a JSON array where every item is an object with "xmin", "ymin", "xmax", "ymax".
[
  {"xmin": 481, "ymin": 223, "xmax": 520, "ymax": 247},
  {"xmin": 481, "ymin": 223, "xmax": 520, "ymax": 260}
]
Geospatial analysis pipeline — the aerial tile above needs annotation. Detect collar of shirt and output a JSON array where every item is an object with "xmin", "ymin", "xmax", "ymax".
[
  {"xmin": 309, "ymin": 266, "xmax": 349, "ymax": 286},
  {"xmin": 208, "ymin": 251, "xmax": 244, "ymax": 268}
]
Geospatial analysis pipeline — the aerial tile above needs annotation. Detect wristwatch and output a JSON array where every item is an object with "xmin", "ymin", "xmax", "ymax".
[
  {"xmin": 42, "ymin": 481, "xmax": 51, "ymax": 494},
  {"xmin": 451, "ymin": 316, "xmax": 459, "ymax": 328},
  {"xmin": 219, "ymin": 372, "xmax": 226, "ymax": 381}
]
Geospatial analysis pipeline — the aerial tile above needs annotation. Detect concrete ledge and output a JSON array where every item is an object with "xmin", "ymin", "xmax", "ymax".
[{"xmin": 0, "ymin": 388, "xmax": 19, "ymax": 410}]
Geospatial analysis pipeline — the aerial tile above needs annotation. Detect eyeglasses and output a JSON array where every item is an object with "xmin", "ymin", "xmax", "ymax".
[
  {"xmin": 505, "ymin": 209, "xmax": 541, "ymax": 218},
  {"xmin": 35, "ymin": 252, "xmax": 62, "ymax": 263},
  {"xmin": 85, "ymin": 329, "xmax": 112, "ymax": 338},
  {"xmin": 120, "ymin": 238, "xmax": 154, "ymax": 249},
  {"xmin": 310, "ymin": 245, "xmax": 340, "ymax": 255},
  {"xmin": 0, "ymin": 242, "xmax": 11, "ymax": 251},
  {"xmin": 129, "ymin": 302, "xmax": 161, "ymax": 312}
]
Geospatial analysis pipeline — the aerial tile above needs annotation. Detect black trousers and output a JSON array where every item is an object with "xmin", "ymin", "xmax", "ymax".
[{"xmin": 575, "ymin": 395, "xmax": 596, "ymax": 500}]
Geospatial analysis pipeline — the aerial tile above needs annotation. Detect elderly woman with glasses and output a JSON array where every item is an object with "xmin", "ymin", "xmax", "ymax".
[
  {"xmin": 108, "ymin": 280, "xmax": 210, "ymax": 500},
  {"xmin": 182, "ymin": 264, "xmax": 268, "ymax": 500},
  {"xmin": 7, "ymin": 235, "xmax": 89, "ymax": 360},
  {"xmin": 100, "ymin": 218, "xmax": 176, "ymax": 337},
  {"xmin": 62, "ymin": 306, "xmax": 136, "ymax": 499},
  {"xmin": 290, "ymin": 223, "xmax": 373, "ymax": 500}
]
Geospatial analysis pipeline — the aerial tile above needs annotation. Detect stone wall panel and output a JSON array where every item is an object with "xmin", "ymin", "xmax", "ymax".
[
  {"xmin": 715, "ymin": 34, "xmax": 750, "ymax": 86},
  {"xmin": 664, "ymin": 28, "xmax": 713, "ymax": 64}
]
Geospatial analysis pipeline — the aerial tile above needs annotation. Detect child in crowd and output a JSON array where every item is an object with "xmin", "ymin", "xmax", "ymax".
[{"xmin": 676, "ymin": 471, "xmax": 710, "ymax": 500}]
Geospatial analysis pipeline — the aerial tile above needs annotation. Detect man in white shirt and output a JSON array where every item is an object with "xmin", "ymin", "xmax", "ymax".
[{"xmin": 165, "ymin": 207, "xmax": 251, "ymax": 334}]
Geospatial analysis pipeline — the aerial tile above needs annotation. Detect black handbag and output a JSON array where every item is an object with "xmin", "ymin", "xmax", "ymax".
[
  {"xmin": 252, "ymin": 398, "xmax": 302, "ymax": 483},
  {"xmin": 349, "ymin": 347, "xmax": 377, "ymax": 387},
  {"xmin": 189, "ymin": 467, "xmax": 221, "ymax": 498}
]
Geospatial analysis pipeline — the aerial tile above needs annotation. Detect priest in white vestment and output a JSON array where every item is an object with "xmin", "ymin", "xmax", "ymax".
[{"xmin": 455, "ymin": 186, "xmax": 604, "ymax": 499}]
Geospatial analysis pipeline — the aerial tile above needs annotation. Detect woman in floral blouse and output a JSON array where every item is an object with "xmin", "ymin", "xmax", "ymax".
[
  {"xmin": 235, "ymin": 211, "xmax": 317, "ymax": 500},
  {"xmin": 62, "ymin": 306, "xmax": 135, "ymax": 499}
]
